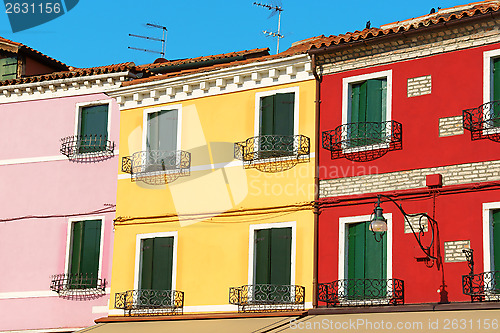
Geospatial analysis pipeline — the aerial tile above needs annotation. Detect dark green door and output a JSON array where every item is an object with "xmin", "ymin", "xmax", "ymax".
[
  {"xmin": 140, "ymin": 237, "xmax": 174, "ymax": 290},
  {"xmin": 79, "ymin": 105, "xmax": 109, "ymax": 153},
  {"xmin": 347, "ymin": 221, "xmax": 386, "ymax": 299},
  {"xmin": 139, "ymin": 237, "xmax": 174, "ymax": 308},
  {"xmin": 349, "ymin": 79, "xmax": 386, "ymax": 147},
  {"xmin": 259, "ymin": 93, "xmax": 294, "ymax": 158},
  {"xmin": 254, "ymin": 227, "xmax": 292, "ymax": 303},
  {"xmin": 69, "ymin": 220, "xmax": 101, "ymax": 288},
  {"xmin": 492, "ymin": 58, "xmax": 500, "ymax": 126},
  {"xmin": 492, "ymin": 211, "xmax": 500, "ymax": 293}
]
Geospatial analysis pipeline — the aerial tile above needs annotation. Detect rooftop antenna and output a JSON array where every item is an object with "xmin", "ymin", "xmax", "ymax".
[
  {"xmin": 128, "ymin": 23, "xmax": 168, "ymax": 58},
  {"xmin": 254, "ymin": 1, "xmax": 283, "ymax": 54}
]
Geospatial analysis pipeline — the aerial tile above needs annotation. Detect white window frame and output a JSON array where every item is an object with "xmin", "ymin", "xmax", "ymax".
[
  {"xmin": 73, "ymin": 99, "xmax": 113, "ymax": 139},
  {"xmin": 338, "ymin": 214, "xmax": 393, "ymax": 305},
  {"xmin": 64, "ymin": 216, "xmax": 106, "ymax": 282},
  {"xmin": 482, "ymin": 49, "xmax": 500, "ymax": 135},
  {"xmin": 254, "ymin": 87, "xmax": 300, "ymax": 138},
  {"xmin": 134, "ymin": 231, "xmax": 178, "ymax": 292},
  {"xmin": 248, "ymin": 221, "xmax": 297, "ymax": 286},
  {"xmin": 142, "ymin": 104, "xmax": 183, "ymax": 152},
  {"xmin": 341, "ymin": 70, "xmax": 393, "ymax": 153},
  {"xmin": 72, "ymin": 100, "xmax": 113, "ymax": 157},
  {"xmin": 252, "ymin": 87, "xmax": 300, "ymax": 164},
  {"xmin": 482, "ymin": 202, "xmax": 500, "ymax": 273}
]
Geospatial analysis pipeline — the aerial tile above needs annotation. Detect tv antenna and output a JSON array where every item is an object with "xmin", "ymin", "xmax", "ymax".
[
  {"xmin": 254, "ymin": 1, "xmax": 283, "ymax": 54},
  {"xmin": 128, "ymin": 23, "xmax": 168, "ymax": 58}
]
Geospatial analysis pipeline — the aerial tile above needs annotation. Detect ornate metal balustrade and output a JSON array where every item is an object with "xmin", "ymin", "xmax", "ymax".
[
  {"xmin": 121, "ymin": 150, "xmax": 191, "ymax": 185},
  {"xmin": 229, "ymin": 284, "xmax": 305, "ymax": 312},
  {"xmin": 60, "ymin": 135, "xmax": 115, "ymax": 161},
  {"xmin": 318, "ymin": 278, "xmax": 404, "ymax": 307},
  {"xmin": 50, "ymin": 273, "xmax": 106, "ymax": 300},
  {"xmin": 115, "ymin": 289, "xmax": 184, "ymax": 316},
  {"xmin": 322, "ymin": 121, "xmax": 402, "ymax": 162},
  {"xmin": 463, "ymin": 100, "xmax": 500, "ymax": 142},
  {"xmin": 462, "ymin": 271, "xmax": 500, "ymax": 302},
  {"xmin": 234, "ymin": 135, "xmax": 310, "ymax": 172}
]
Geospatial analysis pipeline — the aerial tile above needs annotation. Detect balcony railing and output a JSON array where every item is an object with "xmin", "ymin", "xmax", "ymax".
[
  {"xmin": 115, "ymin": 289, "xmax": 184, "ymax": 316},
  {"xmin": 322, "ymin": 120, "xmax": 402, "ymax": 162},
  {"xmin": 229, "ymin": 284, "xmax": 305, "ymax": 312},
  {"xmin": 234, "ymin": 135, "xmax": 310, "ymax": 172},
  {"xmin": 121, "ymin": 150, "xmax": 191, "ymax": 185},
  {"xmin": 318, "ymin": 278, "xmax": 404, "ymax": 307},
  {"xmin": 50, "ymin": 273, "xmax": 106, "ymax": 300},
  {"xmin": 463, "ymin": 100, "xmax": 500, "ymax": 142},
  {"xmin": 60, "ymin": 135, "xmax": 115, "ymax": 161},
  {"xmin": 463, "ymin": 271, "xmax": 500, "ymax": 302}
]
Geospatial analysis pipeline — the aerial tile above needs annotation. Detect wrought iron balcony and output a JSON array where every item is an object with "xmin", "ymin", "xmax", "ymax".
[
  {"xmin": 463, "ymin": 100, "xmax": 500, "ymax": 142},
  {"xmin": 229, "ymin": 284, "xmax": 305, "ymax": 312},
  {"xmin": 318, "ymin": 278, "xmax": 404, "ymax": 307},
  {"xmin": 322, "ymin": 120, "xmax": 402, "ymax": 162},
  {"xmin": 121, "ymin": 150, "xmax": 191, "ymax": 185},
  {"xmin": 234, "ymin": 135, "xmax": 310, "ymax": 172},
  {"xmin": 60, "ymin": 135, "xmax": 115, "ymax": 161},
  {"xmin": 115, "ymin": 289, "xmax": 184, "ymax": 316},
  {"xmin": 462, "ymin": 271, "xmax": 500, "ymax": 302},
  {"xmin": 50, "ymin": 273, "xmax": 106, "ymax": 300}
]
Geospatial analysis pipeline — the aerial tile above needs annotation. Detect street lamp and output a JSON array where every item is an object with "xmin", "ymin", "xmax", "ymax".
[{"xmin": 369, "ymin": 194, "xmax": 448, "ymax": 303}]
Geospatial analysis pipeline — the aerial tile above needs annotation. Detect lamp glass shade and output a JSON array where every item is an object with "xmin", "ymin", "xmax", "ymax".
[
  {"xmin": 369, "ymin": 219, "xmax": 388, "ymax": 232},
  {"xmin": 370, "ymin": 204, "xmax": 387, "ymax": 232}
]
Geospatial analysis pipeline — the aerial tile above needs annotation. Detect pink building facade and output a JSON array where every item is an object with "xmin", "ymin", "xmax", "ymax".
[{"xmin": 0, "ymin": 66, "xmax": 137, "ymax": 332}]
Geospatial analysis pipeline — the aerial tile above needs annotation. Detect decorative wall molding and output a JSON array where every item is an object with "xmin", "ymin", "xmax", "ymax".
[
  {"xmin": 109, "ymin": 55, "xmax": 313, "ymax": 110},
  {"xmin": 0, "ymin": 72, "xmax": 133, "ymax": 104}
]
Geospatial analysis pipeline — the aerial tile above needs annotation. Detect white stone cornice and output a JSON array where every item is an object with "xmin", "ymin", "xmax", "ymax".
[
  {"xmin": 109, "ymin": 54, "xmax": 313, "ymax": 110},
  {"xmin": 0, "ymin": 71, "xmax": 132, "ymax": 104}
]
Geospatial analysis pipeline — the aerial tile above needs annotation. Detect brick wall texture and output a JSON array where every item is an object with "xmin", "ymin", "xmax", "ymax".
[
  {"xmin": 444, "ymin": 240, "xmax": 471, "ymax": 262},
  {"xmin": 439, "ymin": 116, "xmax": 464, "ymax": 137},
  {"xmin": 319, "ymin": 160, "xmax": 500, "ymax": 198},
  {"xmin": 407, "ymin": 75, "xmax": 432, "ymax": 97}
]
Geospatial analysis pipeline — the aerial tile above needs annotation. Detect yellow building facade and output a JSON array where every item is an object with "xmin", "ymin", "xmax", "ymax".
[{"xmin": 108, "ymin": 48, "xmax": 316, "ymax": 316}]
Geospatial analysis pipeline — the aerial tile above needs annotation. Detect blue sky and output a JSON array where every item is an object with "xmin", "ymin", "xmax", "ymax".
[{"xmin": 0, "ymin": 0, "xmax": 464, "ymax": 68}]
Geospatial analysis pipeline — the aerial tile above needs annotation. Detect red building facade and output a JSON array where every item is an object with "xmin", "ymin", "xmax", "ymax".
[{"xmin": 312, "ymin": 1, "xmax": 500, "ymax": 307}]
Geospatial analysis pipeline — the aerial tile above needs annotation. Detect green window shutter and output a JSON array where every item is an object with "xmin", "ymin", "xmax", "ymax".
[
  {"xmin": 80, "ymin": 105, "xmax": 108, "ymax": 137},
  {"xmin": 269, "ymin": 227, "xmax": 292, "ymax": 285},
  {"xmin": 152, "ymin": 237, "xmax": 174, "ymax": 290},
  {"xmin": 366, "ymin": 79, "xmax": 385, "ymax": 123},
  {"xmin": 140, "ymin": 237, "xmax": 174, "ymax": 291},
  {"xmin": 69, "ymin": 220, "xmax": 101, "ymax": 288},
  {"xmin": 273, "ymin": 93, "xmax": 294, "ymax": 136},
  {"xmin": 259, "ymin": 95, "xmax": 275, "ymax": 136},
  {"xmin": 70, "ymin": 221, "xmax": 84, "ymax": 275},
  {"xmin": 80, "ymin": 220, "xmax": 102, "ymax": 278},
  {"xmin": 140, "ymin": 238, "xmax": 154, "ymax": 290},
  {"xmin": 347, "ymin": 222, "xmax": 366, "ymax": 281},
  {"xmin": 147, "ymin": 110, "xmax": 178, "ymax": 152},
  {"xmin": 79, "ymin": 105, "xmax": 109, "ymax": 153},
  {"xmin": 493, "ymin": 210, "xmax": 500, "ymax": 271},
  {"xmin": 254, "ymin": 228, "xmax": 292, "ymax": 285},
  {"xmin": 493, "ymin": 58, "xmax": 500, "ymax": 103},
  {"xmin": 0, "ymin": 57, "xmax": 17, "ymax": 80},
  {"xmin": 347, "ymin": 221, "xmax": 386, "ymax": 299},
  {"xmin": 254, "ymin": 229, "xmax": 271, "ymax": 284}
]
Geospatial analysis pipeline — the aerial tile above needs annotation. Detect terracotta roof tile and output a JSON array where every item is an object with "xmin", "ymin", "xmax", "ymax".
[
  {"xmin": 307, "ymin": 0, "xmax": 500, "ymax": 51},
  {"xmin": 138, "ymin": 48, "xmax": 270, "ymax": 70},
  {"xmin": 0, "ymin": 62, "xmax": 143, "ymax": 87}
]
